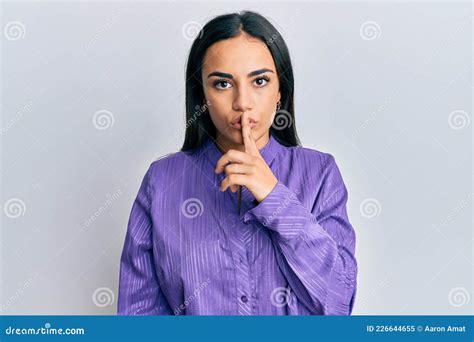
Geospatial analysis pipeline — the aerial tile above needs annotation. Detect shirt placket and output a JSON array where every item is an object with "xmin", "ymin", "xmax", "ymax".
[{"xmin": 229, "ymin": 213, "xmax": 254, "ymax": 315}]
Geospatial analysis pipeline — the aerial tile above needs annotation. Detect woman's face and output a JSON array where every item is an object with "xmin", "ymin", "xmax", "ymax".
[{"xmin": 201, "ymin": 32, "xmax": 281, "ymax": 148}]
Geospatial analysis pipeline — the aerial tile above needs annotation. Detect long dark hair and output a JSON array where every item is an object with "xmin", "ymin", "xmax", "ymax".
[{"xmin": 180, "ymin": 10, "xmax": 301, "ymax": 152}]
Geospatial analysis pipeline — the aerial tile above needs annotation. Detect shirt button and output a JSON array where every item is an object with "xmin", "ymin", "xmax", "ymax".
[
  {"xmin": 240, "ymin": 295, "xmax": 248, "ymax": 303},
  {"xmin": 239, "ymin": 256, "xmax": 243, "ymax": 263}
]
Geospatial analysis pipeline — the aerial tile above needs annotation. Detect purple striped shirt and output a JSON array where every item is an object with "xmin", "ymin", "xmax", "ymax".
[{"xmin": 117, "ymin": 134, "xmax": 358, "ymax": 315}]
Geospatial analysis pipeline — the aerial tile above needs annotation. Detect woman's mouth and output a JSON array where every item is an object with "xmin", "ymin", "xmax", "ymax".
[
  {"xmin": 230, "ymin": 117, "xmax": 258, "ymax": 129},
  {"xmin": 231, "ymin": 122, "xmax": 257, "ymax": 129}
]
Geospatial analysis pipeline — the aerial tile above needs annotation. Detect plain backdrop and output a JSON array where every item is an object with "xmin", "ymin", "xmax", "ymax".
[{"xmin": 1, "ymin": 0, "xmax": 472, "ymax": 315}]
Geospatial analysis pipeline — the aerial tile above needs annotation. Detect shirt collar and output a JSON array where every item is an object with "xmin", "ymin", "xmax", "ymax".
[{"xmin": 200, "ymin": 133, "xmax": 280, "ymax": 168}]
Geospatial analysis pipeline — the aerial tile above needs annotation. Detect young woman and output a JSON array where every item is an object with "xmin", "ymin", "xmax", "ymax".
[{"xmin": 118, "ymin": 10, "xmax": 358, "ymax": 315}]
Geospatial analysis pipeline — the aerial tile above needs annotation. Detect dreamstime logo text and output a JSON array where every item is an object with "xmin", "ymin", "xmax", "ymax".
[
  {"xmin": 174, "ymin": 278, "xmax": 211, "ymax": 315},
  {"xmin": 84, "ymin": 12, "xmax": 122, "ymax": 53},
  {"xmin": 351, "ymin": 95, "xmax": 393, "ymax": 138},
  {"xmin": 83, "ymin": 189, "xmax": 122, "ymax": 229},
  {"xmin": 0, "ymin": 273, "xmax": 37, "ymax": 313},
  {"xmin": 437, "ymin": 192, "xmax": 473, "ymax": 228},
  {"xmin": 266, "ymin": 32, "xmax": 280, "ymax": 45},
  {"xmin": 186, "ymin": 101, "xmax": 210, "ymax": 129},
  {"xmin": 0, "ymin": 100, "xmax": 34, "ymax": 136},
  {"xmin": 262, "ymin": 188, "xmax": 301, "ymax": 227},
  {"xmin": 4, "ymin": 322, "xmax": 85, "ymax": 336}
]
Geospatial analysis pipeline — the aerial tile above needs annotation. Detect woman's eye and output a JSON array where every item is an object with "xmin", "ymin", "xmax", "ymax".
[
  {"xmin": 214, "ymin": 80, "xmax": 232, "ymax": 89},
  {"xmin": 254, "ymin": 77, "xmax": 270, "ymax": 87}
]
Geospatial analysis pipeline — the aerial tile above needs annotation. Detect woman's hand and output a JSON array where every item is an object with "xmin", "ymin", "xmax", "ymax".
[{"xmin": 214, "ymin": 111, "xmax": 278, "ymax": 203}]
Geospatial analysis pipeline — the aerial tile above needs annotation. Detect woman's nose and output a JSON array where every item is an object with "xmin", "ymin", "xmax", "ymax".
[{"xmin": 232, "ymin": 85, "xmax": 254, "ymax": 113}]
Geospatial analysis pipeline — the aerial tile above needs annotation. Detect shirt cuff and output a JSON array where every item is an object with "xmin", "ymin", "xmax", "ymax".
[{"xmin": 243, "ymin": 181, "xmax": 313, "ymax": 241}]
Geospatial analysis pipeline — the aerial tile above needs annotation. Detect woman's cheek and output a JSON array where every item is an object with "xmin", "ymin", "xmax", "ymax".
[
  {"xmin": 259, "ymin": 98, "xmax": 277, "ymax": 128},
  {"xmin": 209, "ymin": 108, "xmax": 229, "ymax": 131},
  {"xmin": 214, "ymin": 97, "xmax": 234, "ymax": 121}
]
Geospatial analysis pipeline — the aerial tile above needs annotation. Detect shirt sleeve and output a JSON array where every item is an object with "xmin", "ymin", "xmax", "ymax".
[
  {"xmin": 117, "ymin": 163, "xmax": 172, "ymax": 315},
  {"xmin": 243, "ymin": 154, "xmax": 358, "ymax": 315}
]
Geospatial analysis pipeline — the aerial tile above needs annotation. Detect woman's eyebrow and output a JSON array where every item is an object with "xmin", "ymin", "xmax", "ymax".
[
  {"xmin": 248, "ymin": 68, "xmax": 274, "ymax": 77},
  {"xmin": 207, "ymin": 68, "xmax": 274, "ymax": 79}
]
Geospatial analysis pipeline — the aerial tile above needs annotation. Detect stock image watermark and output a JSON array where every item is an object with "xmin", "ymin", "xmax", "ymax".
[{"xmin": 4, "ymin": 322, "xmax": 85, "ymax": 336}]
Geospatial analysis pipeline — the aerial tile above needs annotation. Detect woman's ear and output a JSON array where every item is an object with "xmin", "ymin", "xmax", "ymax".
[{"xmin": 277, "ymin": 91, "xmax": 281, "ymax": 102}]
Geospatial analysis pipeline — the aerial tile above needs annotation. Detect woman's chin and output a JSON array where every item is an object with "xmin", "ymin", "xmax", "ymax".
[
  {"xmin": 230, "ymin": 133, "xmax": 245, "ymax": 145},
  {"xmin": 217, "ymin": 126, "xmax": 262, "ymax": 146}
]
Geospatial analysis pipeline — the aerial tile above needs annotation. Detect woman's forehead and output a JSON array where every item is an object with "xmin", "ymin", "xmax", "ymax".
[{"xmin": 202, "ymin": 35, "xmax": 275, "ymax": 74}]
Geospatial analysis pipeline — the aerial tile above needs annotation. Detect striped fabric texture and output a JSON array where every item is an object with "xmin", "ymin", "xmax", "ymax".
[{"xmin": 117, "ymin": 134, "xmax": 358, "ymax": 315}]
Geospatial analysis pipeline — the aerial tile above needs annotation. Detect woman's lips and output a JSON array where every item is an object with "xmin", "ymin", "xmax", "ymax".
[
  {"xmin": 231, "ymin": 115, "xmax": 258, "ymax": 129},
  {"xmin": 231, "ymin": 121, "xmax": 257, "ymax": 129}
]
